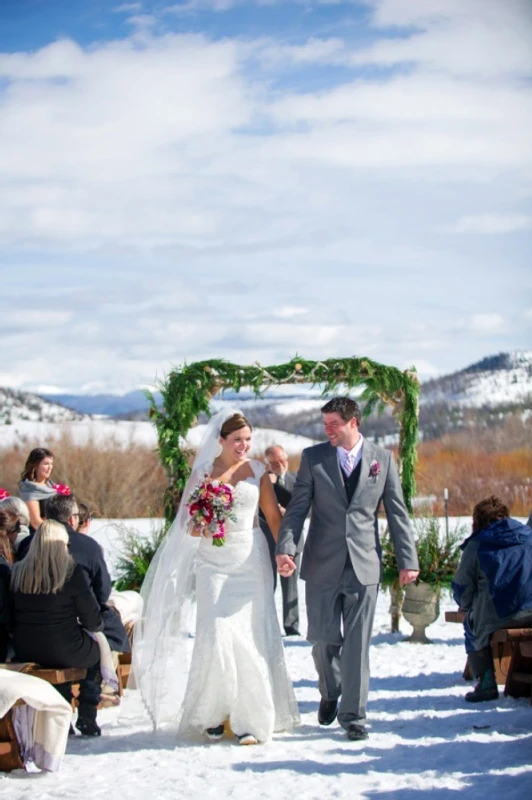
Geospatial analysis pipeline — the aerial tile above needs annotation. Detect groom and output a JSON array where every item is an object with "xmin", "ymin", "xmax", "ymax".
[{"xmin": 276, "ymin": 397, "xmax": 419, "ymax": 741}]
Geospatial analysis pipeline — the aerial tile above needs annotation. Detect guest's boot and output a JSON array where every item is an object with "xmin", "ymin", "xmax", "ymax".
[
  {"xmin": 465, "ymin": 669, "xmax": 499, "ymax": 703},
  {"xmin": 76, "ymin": 704, "xmax": 101, "ymax": 737}
]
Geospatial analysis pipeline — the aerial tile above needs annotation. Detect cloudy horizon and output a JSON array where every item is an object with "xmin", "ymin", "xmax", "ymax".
[{"xmin": 1, "ymin": 0, "xmax": 531, "ymax": 394}]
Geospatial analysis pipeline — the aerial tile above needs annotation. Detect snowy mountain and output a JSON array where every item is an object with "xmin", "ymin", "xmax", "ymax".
[
  {"xmin": 2, "ymin": 351, "xmax": 530, "ymax": 446},
  {"xmin": 0, "ymin": 386, "xmax": 84, "ymax": 425},
  {"xmin": 421, "ymin": 350, "xmax": 532, "ymax": 409}
]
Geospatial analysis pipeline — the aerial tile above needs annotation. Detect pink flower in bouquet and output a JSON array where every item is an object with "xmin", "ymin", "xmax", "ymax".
[
  {"xmin": 187, "ymin": 477, "xmax": 237, "ymax": 547},
  {"xmin": 0, "ymin": 488, "xmax": 10, "ymax": 501},
  {"xmin": 52, "ymin": 483, "xmax": 71, "ymax": 496}
]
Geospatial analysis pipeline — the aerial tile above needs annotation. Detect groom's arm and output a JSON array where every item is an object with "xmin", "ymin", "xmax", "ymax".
[
  {"xmin": 382, "ymin": 453, "xmax": 419, "ymax": 573},
  {"xmin": 276, "ymin": 449, "xmax": 313, "ymax": 558}
]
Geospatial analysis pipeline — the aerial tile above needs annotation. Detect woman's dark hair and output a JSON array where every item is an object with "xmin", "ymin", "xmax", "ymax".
[
  {"xmin": 0, "ymin": 508, "xmax": 19, "ymax": 564},
  {"xmin": 472, "ymin": 496, "xmax": 510, "ymax": 533},
  {"xmin": 320, "ymin": 397, "xmax": 361, "ymax": 425},
  {"xmin": 20, "ymin": 447, "xmax": 54, "ymax": 482},
  {"xmin": 220, "ymin": 413, "xmax": 253, "ymax": 439}
]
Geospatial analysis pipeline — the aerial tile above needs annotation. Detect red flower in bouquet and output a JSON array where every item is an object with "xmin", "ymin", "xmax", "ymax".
[
  {"xmin": 0, "ymin": 488, "xmax": 10, "ymax": 501},
  {"xmin": 187, "ymin": 477, "xmax": 237, "ymax": 547},
  {"xmin": 52, "ymin": 483, "xmax": 71, "ymax": 496}
]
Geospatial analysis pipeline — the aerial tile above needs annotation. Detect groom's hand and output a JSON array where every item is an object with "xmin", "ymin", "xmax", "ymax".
[
  {"xmin": 399, "ymin": 569, "xmax": 419, "ymax": 587},
  {"xmin": 276, "ymin": 554, "xmax": 296, "ymax": 577}
]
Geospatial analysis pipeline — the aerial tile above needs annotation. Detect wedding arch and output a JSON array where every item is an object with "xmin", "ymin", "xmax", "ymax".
[{"xmin": 147, "ymin": 356, "xmax": 421, "ymax": 523}]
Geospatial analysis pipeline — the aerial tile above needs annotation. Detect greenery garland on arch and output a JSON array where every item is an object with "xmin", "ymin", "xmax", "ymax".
[{"xmin": 147, "ymin": 356, "xmax": 421, "ymax": 523}]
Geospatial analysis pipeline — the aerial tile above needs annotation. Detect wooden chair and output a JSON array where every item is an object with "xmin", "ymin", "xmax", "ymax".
[{"xmin": 445, "ymin": 613, "xmax": 532, "ymax": 697}]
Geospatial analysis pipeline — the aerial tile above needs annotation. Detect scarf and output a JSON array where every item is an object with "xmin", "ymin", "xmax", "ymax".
[{"xmin": 18, "ymin": 480, "xmax": 57, "ymax": 503}]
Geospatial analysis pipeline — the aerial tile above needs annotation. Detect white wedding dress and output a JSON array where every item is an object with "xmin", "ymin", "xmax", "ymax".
[{"xmin": 177, "ymin": 459, "xmax": 300, "ymax": 742}]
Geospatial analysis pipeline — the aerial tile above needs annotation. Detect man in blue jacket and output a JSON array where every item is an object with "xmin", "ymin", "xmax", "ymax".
[{"xmin": 452, "ymin": 496, "xmax": 532, "ymax": 702}]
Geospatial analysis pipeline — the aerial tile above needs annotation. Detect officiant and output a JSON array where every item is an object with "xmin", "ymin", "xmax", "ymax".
[{"xmin": 259, "ymin": 445, "xmax": 301, "ymax": 636}]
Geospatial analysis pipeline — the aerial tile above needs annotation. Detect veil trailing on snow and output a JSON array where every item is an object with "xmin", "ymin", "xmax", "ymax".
[{"xmin": 129, "ymin": 407, "xmax": 242, "ymax": 730}]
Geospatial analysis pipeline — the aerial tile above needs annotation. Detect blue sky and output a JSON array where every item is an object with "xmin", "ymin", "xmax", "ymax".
[{"xmin": 1, "ymin": 0, "xmax": 531, "ymax": 394}]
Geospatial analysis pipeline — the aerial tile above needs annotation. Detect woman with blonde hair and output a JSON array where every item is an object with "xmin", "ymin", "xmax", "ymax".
[{"xmin": 10, "ymin": 520, "xmax": 104, "ymax": 736}]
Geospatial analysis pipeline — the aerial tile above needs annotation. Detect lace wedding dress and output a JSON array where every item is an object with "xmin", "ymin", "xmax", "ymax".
[{"xmin": 177, "ymin": 459, "xmax": 300, "ymax": 742}]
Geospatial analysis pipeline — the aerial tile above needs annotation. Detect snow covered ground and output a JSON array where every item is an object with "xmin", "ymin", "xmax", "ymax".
[
  {"xmin": 0, "ymin": 419, "xmax": 317, "ymax": 456},
  {"xmin": 2, "ymin": 520, "xmax": 531, "ymax": 799}
]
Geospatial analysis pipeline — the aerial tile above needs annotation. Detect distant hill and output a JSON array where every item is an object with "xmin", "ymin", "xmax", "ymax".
[
  {"xmin": 4, "ymin": 350, "xmax": 531, "ymax": 444},
  {"xmin": 0, "ymin": 387, "xmax": 84, "ymax": 425}
]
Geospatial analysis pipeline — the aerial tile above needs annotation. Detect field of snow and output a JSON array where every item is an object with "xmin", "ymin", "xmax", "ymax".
[
  {"xmin": 2, "ymin": 578, "xmax": 531, "ymax": 798},
  {"xmin": 3, "ymin": 518, "xmax": 531, "ymax": 798},
  {"xmin": 0, "ymin": 420, "xmax": 317, "ymax": 456}
]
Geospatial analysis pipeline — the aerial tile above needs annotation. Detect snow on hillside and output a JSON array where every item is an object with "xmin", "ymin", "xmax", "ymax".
[
  {"xmin": 0, "ymin": 387, "xmax": 83, "ymax": 424},
  {"xmin": 0, "ymin": 418, "xmax": 317, "ymax": 455},
  {"xmin": 421, "ymin": 350, "xmax": 532, "ymax": 408}
]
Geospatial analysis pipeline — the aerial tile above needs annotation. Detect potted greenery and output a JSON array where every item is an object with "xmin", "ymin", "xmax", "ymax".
[
  {"xmin": 113, "ymin": 522, "xmax": 168, "ymax": 591},
  {"xmin": 381, "ymin": 516, "xmax": 465, "ymax": 642}
]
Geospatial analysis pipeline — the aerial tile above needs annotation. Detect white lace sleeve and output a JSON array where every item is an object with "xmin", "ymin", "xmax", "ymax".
[{"xmin": 251, "ymin": 459, "xmax": 266, "ymax": 481}]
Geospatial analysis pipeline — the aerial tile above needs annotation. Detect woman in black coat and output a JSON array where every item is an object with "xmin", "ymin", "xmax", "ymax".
[{"xmin": 10, "ymin": 520, "xmax": 104, "ymax": 736}]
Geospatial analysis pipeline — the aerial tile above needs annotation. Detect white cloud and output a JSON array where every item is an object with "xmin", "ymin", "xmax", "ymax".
[
  {"xmin": 358, "ymin": 0, "xmax": 532, "ymax": 77},
  {"xmin": 0, "ymin": 7, "xmax": 531, "ymax": 391},
  {"xmin": 448, "ymin": 213, "xmax": 532, "ymax": 234},
  {"xmin": 469, "ymin": 314, "xmax": 504, "ymax": 333},
  {"xmin": 274, "ymin": 307, "xmax": 309, "ymax": 318}
]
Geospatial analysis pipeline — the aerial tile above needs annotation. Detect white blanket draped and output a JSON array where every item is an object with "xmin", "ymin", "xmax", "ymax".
[{"xmin": 0, "ymin": 668, "xmax": 72, "ymax": 772}]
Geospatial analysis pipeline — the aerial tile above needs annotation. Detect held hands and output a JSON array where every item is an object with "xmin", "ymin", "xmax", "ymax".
[
  {"xmin": 399, "ymin": 569, "xmax": 419, "ymax": 587},
  {"xmin": 276, "ymin": 554, "xmax": 296, "ymax": 577}
]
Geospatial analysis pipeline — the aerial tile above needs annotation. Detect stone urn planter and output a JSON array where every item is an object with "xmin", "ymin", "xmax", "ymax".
[{"xmin": 401, "ymin": 581, "xmax": 440, "ymax": 644}]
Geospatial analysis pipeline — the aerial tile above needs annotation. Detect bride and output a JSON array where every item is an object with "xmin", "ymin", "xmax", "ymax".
[{"xmin": 131, "ymin": 408, "xmax": 300, "ymax": 745}]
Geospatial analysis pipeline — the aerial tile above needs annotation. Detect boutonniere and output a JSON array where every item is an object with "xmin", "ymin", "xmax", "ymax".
[
  {"xmin": 369, "ymin": 460, "xmax": 381, "ymax": 481},
  {"xmin": 0, "ymin": 488, "xmax": 10, "ymax": 501}
]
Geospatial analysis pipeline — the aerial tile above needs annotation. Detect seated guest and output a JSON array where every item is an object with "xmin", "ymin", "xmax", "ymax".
[
  {"xmin": 10, "ymin": 520, "xmax": 103, "ymax": 736},
  {"xmin": 0, "ymin": 496, "xmax": 31, "ymax": 553},
  {"xmin": 18, "ymin": 447, "xmax": 57, "ymax": 532},
  {"xmin": 18, "ymin": 494, "xmax": 130, "ymax": 654},
  {"xmin": 0, "ymin": 508, "xmax": 19, "ymax": 661},
  {"xmin": 452, "ymin": 496, "xmax": 532, "ymax": 702},
  {"xmin": 75, "ymin": 503, "xmax": 143, "ymax": 630},
  {"xmin": 76, "ymin": 503, "xmax": 93, "ymax": 534}
]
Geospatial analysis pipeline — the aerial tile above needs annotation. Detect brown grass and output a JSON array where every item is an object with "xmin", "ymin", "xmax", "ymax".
[{"xmin": 0, "ymin": 432, "xmax": 166, "ymax": 518}]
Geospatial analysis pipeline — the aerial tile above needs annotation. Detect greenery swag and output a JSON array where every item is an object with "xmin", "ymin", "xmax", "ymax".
[{"xmin": 147, "ymin": 356, "xmax": 421, "ymax": 523}]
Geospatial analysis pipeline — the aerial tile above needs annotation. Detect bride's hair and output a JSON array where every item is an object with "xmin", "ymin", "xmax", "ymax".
[{"xmin": 220, "ymin": 412, "xmax": 252, "ymax": 438}]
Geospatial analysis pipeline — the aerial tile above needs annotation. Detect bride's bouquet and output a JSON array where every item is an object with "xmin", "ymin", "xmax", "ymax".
[{"xmin": 187, "ymin": 478, "xmax": 237, "ymax": 547}]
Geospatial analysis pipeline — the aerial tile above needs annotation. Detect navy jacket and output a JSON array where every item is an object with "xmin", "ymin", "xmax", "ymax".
[{"xmin": 452, "ymin": 518, "xmax": 532, "ymax": 652}]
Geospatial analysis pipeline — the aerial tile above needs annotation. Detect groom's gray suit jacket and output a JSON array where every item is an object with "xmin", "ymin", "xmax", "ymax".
[{"xmin": 276, "ymin": 441, "xmax": 418, "ymax": 587}]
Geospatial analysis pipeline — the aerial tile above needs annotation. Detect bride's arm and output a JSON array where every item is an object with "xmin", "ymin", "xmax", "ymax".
[{"xmin": 259, "ymin": 474, "xmax": 283, "ymax": 542}]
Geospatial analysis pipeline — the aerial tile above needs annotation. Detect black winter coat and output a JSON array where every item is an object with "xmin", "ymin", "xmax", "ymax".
[
  {"xmin": 18, "ymin": 524, "xmax": 130, "ymax": 652},
  {"xmin": 0, "ymin": 556, "xmax": 11, "ymax": 662},
  {"xmin": 11, "ymin": 564, "xmax": 102, "ymax": 669}
]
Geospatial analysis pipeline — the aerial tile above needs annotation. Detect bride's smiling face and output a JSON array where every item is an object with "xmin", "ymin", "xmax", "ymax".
[{"xmin": 220, "ymin": 426, "xmax": 252, "ymax": 463}]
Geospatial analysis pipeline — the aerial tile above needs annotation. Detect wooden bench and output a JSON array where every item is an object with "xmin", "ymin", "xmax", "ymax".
[
  {"xmin": 445, "ymin": 612, "xmax": 532, "ymax": 698},
  {"xmin": 0, "ymin": 664, "xmax": 87, "ymax": 773}
]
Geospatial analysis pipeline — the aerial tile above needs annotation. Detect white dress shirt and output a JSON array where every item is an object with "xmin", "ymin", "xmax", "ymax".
[{"xmin": 337, "ymin": 435, "xmax": 364, "ymax": 474}]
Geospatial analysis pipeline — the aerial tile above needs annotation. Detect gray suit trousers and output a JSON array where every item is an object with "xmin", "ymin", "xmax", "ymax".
[{"xmin": 306, "ymin": 561, "xmax": 378, "ymax": 727}]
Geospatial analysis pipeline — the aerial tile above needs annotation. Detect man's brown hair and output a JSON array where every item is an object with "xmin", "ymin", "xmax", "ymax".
[{"xmin": 472, "ymin": 496, "xmax": 510, "ymax": 533}]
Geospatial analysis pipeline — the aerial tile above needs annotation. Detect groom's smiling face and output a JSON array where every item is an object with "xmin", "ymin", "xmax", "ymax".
[{"xmin": 322, "ymin": 412, "xmax": 360, "ymax": 450}]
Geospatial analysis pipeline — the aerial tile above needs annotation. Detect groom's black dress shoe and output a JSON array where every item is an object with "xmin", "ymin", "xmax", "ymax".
[
  {"xmin": 346, "ymin": 723, "xmax": 369, "ymax": 741},
  {"xmin": 318, "ymin": 699, "xmax": 338, "ymax": 726}
]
